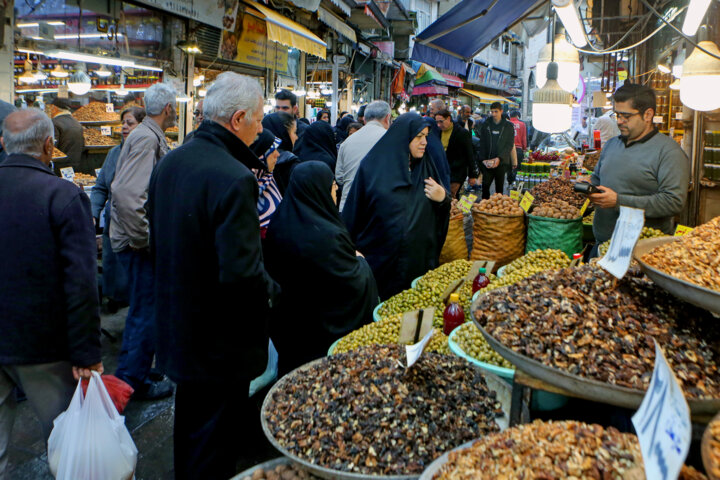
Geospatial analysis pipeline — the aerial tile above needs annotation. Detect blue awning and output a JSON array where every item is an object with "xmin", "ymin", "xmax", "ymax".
[
  {"xmin": 413, "ymin": 0, "xmax": 545, "ymax": 61},
  {"xmin": 411, "ymin": 43, "xmax": 467, "ymax": 75}
]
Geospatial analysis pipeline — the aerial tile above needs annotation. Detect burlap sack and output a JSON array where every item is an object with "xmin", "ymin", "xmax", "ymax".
[
  {"xmin": 471, "ymin": 210, "xmax": 526, "ymax": 269},
  {"xmin": 439, "ymin": 213, "xmax": 468, "ymax": 264}
]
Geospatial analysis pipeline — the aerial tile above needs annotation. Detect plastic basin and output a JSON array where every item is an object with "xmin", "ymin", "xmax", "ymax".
[{"xmin": 372, "ymin": 301, "xmax": 384, "ymax": 322}]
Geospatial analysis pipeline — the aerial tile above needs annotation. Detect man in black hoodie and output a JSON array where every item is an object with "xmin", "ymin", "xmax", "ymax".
[{"xmin": 476, "ymin": 102, "xmax": 517, "ymax": 199}]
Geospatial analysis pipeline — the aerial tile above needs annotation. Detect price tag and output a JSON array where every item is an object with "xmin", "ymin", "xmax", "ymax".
[
  {"xmin": 398, "ymin": 308, "xmax": 435, "ymax": 345},
  {"xmin": 60, "ymin": 166, "xmax": 75, "ymax": 181},
  {"xmin": 509, "ymin": 190, "xmax": 520, "ymax": 200},
  {"xmin": 674, "ymin": 225, "xmax": 693, "ymax": 236},
  {"xmin": 632, "ymin": 340, "xmax": 691, "ymax": 480},
  {"xmin": 95, "ymin": 168, "xmax": 102, "ymax": 178},
  {"xmin": 597, "ymin": 206, "xmax": 645, "ymax": 279},
  {"xmin": 580, "ymin": 198, "xmax": 590, "ymax": 216},
  {"xmin": 402, "ymin": 329, "xmax": 435, "ymax": 369},
  {"xmin": 457, "ymin": 194, "xmax": 477, "ymax": 214},
  {"xmin": 100, "ymin": 126, "xmax": 112, "ymax": 136},
  {"xmin": 58, "ymin": 84, "xmax": 69, "ymax": 99},
  {"xmin": 517, "ymin": 181, "xmax": 524, "ymax": 192},
  {"xmin": 675, "ymin": 112, "xmax": 683, "ymax": 120},
  {"xmin": 105, "ymin": 103, "xmax": 114, "ymax": 113},
  {"xmin": 653, "ymin": 115, "xmax": 664, "ymax": 124},
  {"xmin": 519, "ymin": 191, "xmax": 534, "ymax": 212}
]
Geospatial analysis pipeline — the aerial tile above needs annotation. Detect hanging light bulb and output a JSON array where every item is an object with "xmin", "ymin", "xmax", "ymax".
[
  {"xmin": 657, "ymin": 55, "xmax": 671, "ymax": 74},
  {"xmin": 680, "ymin": 39, "xmax": 720, "ymax": 111},
  {"xmin": 536, "ymin": 34, "xmax": 580, "ymax": 92},
  {"xmin": 551, "ymin": 0, "xmax": 587, "ymax": 47},
  {"xmin": 115, "ymin": 84, "xmax": 129, "ymax": 96},
  {"xmin": 51, "ymin": 63, "xmax": 69, "ymax": 78},
  {"xmin": 321, "ymin": 86, "xmax": 333, "ymax": 95},
  {"xmin": 67, "ymin": 63, "xmax": 92, "ymax": 95},
  {"xmin": 95, "ymin": 64, "xmax": 112, "ymax": 77},
  {"xmin": 18, "ymin": 57, "xmax": 37, "ymax": 84},
  {"xmin": 532, "ymin": 61, "xmax": 573, "ymax": 133},
  {"xmin": 669, "ymin": 79, "xmax": 680, "ymax": 90}
]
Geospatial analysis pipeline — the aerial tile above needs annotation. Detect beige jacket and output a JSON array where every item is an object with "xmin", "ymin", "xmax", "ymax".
[{"xmin": 109, "ymin": 117, "xmax": 168, "ymax": 251}]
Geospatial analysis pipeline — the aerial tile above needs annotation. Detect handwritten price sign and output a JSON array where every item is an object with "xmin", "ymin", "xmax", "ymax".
[{"xmin": 598, "ymin": 206, "xmax": 644, "ymax": 279}]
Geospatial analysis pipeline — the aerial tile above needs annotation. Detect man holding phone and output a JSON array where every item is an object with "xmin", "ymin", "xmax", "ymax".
[
  {"xmin": 589, "ymin": 83, "xmax": 689, "ymax": 246},
  {"xmin": 476, "ymin": 102, "xmax": 517, "ymax": 199}
]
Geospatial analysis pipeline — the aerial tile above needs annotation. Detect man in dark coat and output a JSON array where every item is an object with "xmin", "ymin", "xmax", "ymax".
[
  {"xmin": 148, "ymin": 72, "xmax": 277, "ymax": 480},
  {"xmin": 455, "ymin": 104, "xmax": 474, "ymax": 132},
  {"xmin": 51, "ymin": 97, "xmax": 85, "ymax": 173},
  {"xmin": 0, "ymin": 99, "xmax": 17, "ymax": 162},
  {"xmin": 0, "ymin": 108, "xmax": 102, "ymax": 476},
  {"xmin": 435, "ymin": 108, "xmax": 477, "ymax": 198}
]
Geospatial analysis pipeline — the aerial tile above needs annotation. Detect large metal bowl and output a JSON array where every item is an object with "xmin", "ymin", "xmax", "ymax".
[
  {"xmin": 633, "ymin": 236, "xmax": 720, "ymax": 314},
  {"xmin": 261, "ymin": 355, "xmax": 511, "ymax": 480},
  {"xmin": 417, "ymin": 440, "xmax": 476, "ymax": 480}
]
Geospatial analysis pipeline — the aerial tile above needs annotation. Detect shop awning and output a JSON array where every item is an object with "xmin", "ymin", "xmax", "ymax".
[
  {"xmin": 246, "ymin": 1, "xmax": 327, "ymax": 59},
  {"xmin": 460, "ymin": 88, "xmax": 518, "ymax": 106},
  {"xmin": 415, "ymin": 63, "xmax": 445, "ymax": 86},
  {"xmin": 412, "ymin": 85, "xmax": 448, "ymax": 96},
  {"xmin": 412, "ymin": 0, "xmax": 544, "ymax": 63},
  {"xmin": 441, "ymin": 73, "xmax": 463, "ymax": 88},
  {"xmin": 318, "ymin": 7, "xmax": 356, "ymax": 43}
]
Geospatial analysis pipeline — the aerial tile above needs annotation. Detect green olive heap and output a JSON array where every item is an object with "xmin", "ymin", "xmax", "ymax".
[
  {"xmin": 482, "ymin": 249, "xmax": 571, "ymax": 293},
  {"xmin": 453, "ymin": 322, "xmax": 513, "ymax": 369}
]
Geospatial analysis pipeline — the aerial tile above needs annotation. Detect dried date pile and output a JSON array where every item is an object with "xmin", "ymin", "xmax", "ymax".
[
  {"xmin": 531, "ymin": 198, "xmax": 580, "ymax": 219},
  {"xmin": 433, "ymin": 420, "xmax": 707, "ymax": 480},
  {"xmin": 530, "ymin": 177, "xmax": 586, "ymax": 208},
  {"xmin": 264, "ymin": 344, "xmax": 503, "ymax": 475},
  {"xmin": 474, "ymin": 264, "xmax": 720, "ymax": 397},
  {"xmin": 642, "ymin": 216, "xmax": 720, "ymax": 292}
]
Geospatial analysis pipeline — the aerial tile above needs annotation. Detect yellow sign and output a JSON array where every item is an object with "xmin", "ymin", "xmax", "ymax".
[
  {"xmin": 520, "ymin": 191, "xmax": 534, "ymax": 213},
  {"xmin": 580, "ymin": 198, "xmax": 590, "ymax": 216},
  {"xmin": 458, "ymin": 194, "xmax": 477, "ymax": 214},
  {"xmin": 510, "ymin": 190, "xmax": 520, "ymax": 200},
  {"xmin": 674, "ymin": 225, "xmax": 694, "ymax": 236},
  {"xmin": 219, "ymin": 12, "xmax": 289, "ymax": 74}
]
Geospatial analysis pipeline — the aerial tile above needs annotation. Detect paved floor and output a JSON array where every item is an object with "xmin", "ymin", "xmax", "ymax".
[{"xmin": 6, "ymin": 307, "xmax": 277, "ymax": 479}]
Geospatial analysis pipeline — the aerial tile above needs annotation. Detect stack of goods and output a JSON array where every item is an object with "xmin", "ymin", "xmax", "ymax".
[
  {"xmin": 52, "ymin": 147, "xmax": 66, "ymax": 158},
  {"xmin": 332, "ymin": 314, "xmax": 450, "ymax": 355},
  {"xmin": 452, "ymin": 322, "xmax": 512, "ymax": 369},
  {"xmin": 479, "ymin": 249, "xmax": 570, "ymax": 293},
  {"xmin": 531, "ymin": 198, "xmax": 580, "ymax": 219},
  {"xmin": 166, "ymin": 125, "xmax": 179, "ymax": 133},
  {"xmin": 528, "ymin": 151, "xmax": 560, "ymax": 163},
  {"xmin": 475, "ymin": 264, "xmax": 720, "ymax": 397},
  {"xmin": 72, "ymin": 102, "xmax": 120, "ymax": 123},
  {"xmin": 439, "ymin": 200, "xmax": 468, "ymax": 264},
  {"xmin": 264, "ymin": 344, "xmax": 504, "ymax": 476},
  {"xmin": 432, "ymin": 420, "xmax": 707, "ymax": 479},
  {"xmin": 598, "ymin": 227, "xmax": 666, "ymax": 257},
  {"xmin": 583, "ymin": 150, "xmax": 601, "ymax": 171},
  {"xmin": 642, "ymin": 216, "xmax": 720, "ymax": 292},
  {"xmin": 240, "ymin": 463, "xmax": 320, "ymax": 480},
  {"xmin": 73, "ymin": 173, "xmax": 96, "ymax": 187},
  {"xmin": 530, "ymin": 177, "xmax": 586, "ymax": 209},
  {"xmin": 83, "ymin": 128, "xmax": 119, "ymax": 147},
  {"xmin": 471, "ymin": 194, "xmax": 525, "ymax": 266}
]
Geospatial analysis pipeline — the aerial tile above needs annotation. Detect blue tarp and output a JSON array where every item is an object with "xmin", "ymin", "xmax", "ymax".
[{"xmin": 413, "ymin": 0, "xmax": 544, "ymax": 61}]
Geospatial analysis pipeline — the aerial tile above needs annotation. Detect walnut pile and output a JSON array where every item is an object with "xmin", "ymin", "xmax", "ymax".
[
  {"xmin": 532, "ymin": 198, "xmax": 580, "ymax": 220},
  {"xmin": 72, "ymin": 102, "xmax": 120, "ymax": 122}
]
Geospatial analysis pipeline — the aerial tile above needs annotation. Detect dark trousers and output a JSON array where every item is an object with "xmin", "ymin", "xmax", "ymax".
[
  {"xmin": 102, "ymin": 229, "xmax": 128, "ymax": 303},
  {"xmin": 115, "ymin": 248, "xmax": 155, "ymax": 390},
  {"xmin": 480, "ymin": 162, "xmax": 509, "ymax": 199},
  {"xmin": 174, "ymin": 380, "xmax": 251, "ymax": 480}
]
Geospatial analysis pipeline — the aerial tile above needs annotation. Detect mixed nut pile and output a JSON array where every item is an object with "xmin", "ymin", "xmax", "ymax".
[
  {"xmin": 83, "ymin": 127, "xmax": 119, "ymax": 146},
  {"xmin": 265, "ymin": 345, "xmax": 503, "ymax": 476},
  {"xmin": 473, "ymin": 193, "xmax": 523, "ymax": 216},
  {"xmin": 241, "ymin": 463, "xmax": 319, "ymax": 480},
  {"xmin": 530, "ymin": 177, "xmax": 586, "ymax": 209},
  {"xmin": 474, "ymin": 264, "xmax": 720, "ymax": 397},
  {"xmin": 642, "ymin": 216, "xmax": 720, "ymax": 292},
  {"xmin": 531, "ymin": 198, "xmax": 580, "ymax": 220},
  {"xmin": 433, "ymin": 420, "xmax": 707, "ymax": 480},
  {"xmin": 72, "ymin": 102, "xmax": 121, "ymax": 123}
]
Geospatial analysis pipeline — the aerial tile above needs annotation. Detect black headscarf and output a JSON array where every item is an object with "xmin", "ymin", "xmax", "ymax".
[
  {"xmin": 334, "ymin": 115, "xmax": 355, "ymax": 144},
  {"xmin": 265, "ymin": 161, "xmax": 378, "ymax": 374},
  {"xmin": 262, "ymin": 113, "xmax": 298, "ymax": 195},
  {"xmin": 293, "ymin": 120, "xmax": 338, "ymax": 172},
  {"xmin": 262, "ymin": 113, "xmax": 294, "ymax": 152},
  {"xmin": 250, "ymin": 129, "xmax": 278, "ymax": 169},
  {"xmin": 342, "ymin": 112, "xmax": 451, "ymax": 300}
]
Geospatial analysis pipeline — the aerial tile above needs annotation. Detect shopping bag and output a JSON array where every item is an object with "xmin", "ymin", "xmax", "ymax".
[
  {"xmin": 48, "ymin": 371, "xmax": 138, "ymax": 480},
  {"xmin": 81, "ymin": 375, "xmax": 134, "ymax": 414}
]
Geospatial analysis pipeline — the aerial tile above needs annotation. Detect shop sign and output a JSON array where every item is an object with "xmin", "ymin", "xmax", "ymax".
[
  {"xmin": 632, "ymin": 340, "xmax": 691, "ymax": 480},
  {"xmin": 133, "ymin": 0, "xmax": 238, "ymax": 31},
  {"xmin": 219, "ymin": 12, "xmax": 290, "ymax": 75},
  {"xmin": 467, "ymin": 64, "xmax": 511, "ymax": 91},
  {"xmin": 598, "ymin": 206, "xmax": 644, "ymax": 279}
]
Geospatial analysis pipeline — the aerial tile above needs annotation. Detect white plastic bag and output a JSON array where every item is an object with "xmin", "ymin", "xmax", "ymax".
[{"xmin": 48, "ymin": 371, "xmax": 138, "ymax": 480}]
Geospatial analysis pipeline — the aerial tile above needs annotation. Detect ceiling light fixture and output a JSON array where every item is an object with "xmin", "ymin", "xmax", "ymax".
[
  {"xmin": 95, "ymin": 64, "xmax": 112, "ymax": 77},
  {"xmin": 177, "ymin": 38, "xmax": 202, "ymax": 55},
  {"xmin": 682, "ymin": 0, "xmax": 712, "ymax": 37},
  {"xmin": 17, "ymin": 21, "xmax": 65, "ymax": 27},
  {"xmin": 44, "ymin": 50, "xmax": 134, "ymax": 67},
  {"xmin": 536, "ymin": 33, "xmax": 580, "ymax": 92},
  {"xmin": 67, "ymin": 63, "xmax": 92, "ymax": 95},
  {"xmin": 533, "ymin": 16, "xmax": 573, "ymax": 134},
  {"xmin": 680, "ymin": 27, "xmax": 720, "ymax": 111},
  {"xmin": 50, "ymin": 63, "xmax": 69, "ymax": 78},
  {"xmin": 33, "ymin": 60, "xmax": 47, "ymax": 81}
]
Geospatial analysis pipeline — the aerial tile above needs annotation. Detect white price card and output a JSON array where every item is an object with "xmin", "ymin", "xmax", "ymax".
[
  {"xmin": 632, "ymin": 341, "xmax": 691, "ymax": 480},
  {"xmin": 105, "ymin": 103, "xmax": 114, "ymax": 113},
  {"xmin": 402, "ymin": 329, "xmax": 435, "ymax": 369},
  {"xmin": 598, "ymin": 206, "xmax": 644, "ymax": 279},
  {"xmin": 60, "ymin": 167, "xmax": 75, "ymax": 181},
  {"xmin": 100, "ymin": 126, "xmax": 112, "ymax": 136}
]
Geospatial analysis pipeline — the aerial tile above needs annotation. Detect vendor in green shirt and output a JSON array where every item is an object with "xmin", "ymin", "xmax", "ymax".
[{"xmin": 590, "ymin": 83, "xmax": 689, "ymax": 247}]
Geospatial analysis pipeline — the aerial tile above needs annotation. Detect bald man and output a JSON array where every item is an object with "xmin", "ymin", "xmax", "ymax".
[{"xmin": 0, "ymin": 108, "xmax": 102, "ymax": 477}]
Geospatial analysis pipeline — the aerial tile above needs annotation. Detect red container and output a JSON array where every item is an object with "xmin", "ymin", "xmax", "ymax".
[{"xmin": 443, "ymin": 293, "xmax": 465, "ymax": 335}]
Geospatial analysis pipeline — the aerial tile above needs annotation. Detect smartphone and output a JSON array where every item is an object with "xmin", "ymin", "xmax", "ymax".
[{"xmin": 574, "ymin": 182, "xmax": 601, "ymax": 195}]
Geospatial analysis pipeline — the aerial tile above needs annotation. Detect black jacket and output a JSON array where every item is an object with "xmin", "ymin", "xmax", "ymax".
[
  {"xmin": 148, "ymin": 121, "xmax": 277, "ymax": 383},
  {"xmin": 476, "ymin": 118, "xmax": 516, "ymax": 166},
  {"xmin": 455, "ymin": 117, "xmax": 474, "ymax": 132},
  {"xmin": 445, "ymin": 125, "xmax": 477, "ymax": 184},
  {"xmin": 52, "ymin": 113, "xmax": 86, "ymax": 172},
  {"xmin": 0, "ymin": 154, "xmax": 101, "ymax": 366}
]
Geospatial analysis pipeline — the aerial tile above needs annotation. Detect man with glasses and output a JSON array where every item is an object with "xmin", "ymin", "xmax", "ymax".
[
  {"xmin": 183, "ymin": 99, "xmax": 203, "ymax": 145},
  {"xmin": 589, "ymin": 82, "xmax": 689, "ymax": 247}
]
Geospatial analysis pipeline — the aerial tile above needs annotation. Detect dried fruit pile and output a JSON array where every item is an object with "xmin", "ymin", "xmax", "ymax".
[
  {"xmin": 83, "ymin": 128, "xmax": 119, "ymax": 146},
  {"xmin": 240, "ymin": 463, "xmax": 319, "ymax": 480},
  {"xmin": 73, "ymin": 173, "xmax": 96, "ymax": 187},
  {"xmin": 433, "ymin": 420, "xmax": 707, "ymax": 480},
  {"xmin": 52, "ymin": 147, "xmax": 66, "ymax": 158},
  {"xmin": 265, "ymin": 344, "xmax": 503, "ymax": 476},
  {"xmin": 706, "ymin": 417, "xmax": 720, "ymax": 479},
  {"xmin": 642, "ymin": 216, "xmax": 720, "ymax": 292},
  {"xmin": 531, "ymin": 198, "xmax": 580, "ymax": 219},
  {"xmin": 598, "ymin": 226, "xmax": 666, "ymax": 257},
  {"xmin": 332, "ymin": 314, "xmax": 450, "ymax": 355},
  {"xmin": 45, "ymin": 104, "xmax": 62, "ymax": 119},
  {"xmin": 472, "ymin": 193, "xmax": 523, "ymax": 216},
  {"xmin": 452, "ymin": 322, "xmax": 512, "ymax": 369},
  {"xmin": 73, "ymin": 102, "xmax": 120, "ymax": 122},
  {"xmin": 474, "ymin": 264, "xmax": 720, "ymax": 397},
  {"xmin": 530, "ymin": 177, "xmax": 586, "ymax": 209},
  {"xmin": 583, "ymin": 150, "xmax": 601, "ymax": 171}
]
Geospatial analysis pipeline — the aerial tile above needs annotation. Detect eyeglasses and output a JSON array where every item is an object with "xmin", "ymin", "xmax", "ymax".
[
  {"xmin": 612, "ymin": 111, "xmax": 642, "ymax": 121},
  {"xmin": 193, "ymin": 110, "xmax": 201, "ymax": 116}
]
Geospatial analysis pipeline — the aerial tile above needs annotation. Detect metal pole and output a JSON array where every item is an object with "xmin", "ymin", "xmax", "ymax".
[{"xmin": 331, "ymin": 55, "xmax": 339, "ymax": 125}]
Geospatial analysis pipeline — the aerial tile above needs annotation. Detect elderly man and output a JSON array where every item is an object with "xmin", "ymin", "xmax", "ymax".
[
  {"xmin": 0, "ymin": 109, "xmax": 102, "ymax": 478},
  {"xmin": 110, "ymin": 82, "xmax": 177, "ymax": 400},
  {"xmin": 456, "ymin": 104, "xmax": 474, "ymax": 132},
  {"xmin": 336, "ymin": 100, "xmax": 391, "ymax": 211},
  {"xmin": 148, "ymin": 72, "xmax": 277, "ymax": 479}
]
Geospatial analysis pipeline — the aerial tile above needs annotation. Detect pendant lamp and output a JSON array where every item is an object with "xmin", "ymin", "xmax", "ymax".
[
  {"xmin": 537, "ymin": 33, "xmax": 580, "ymax": 92},
  {"xmin": 532, "ymin": 62, "xmax": 574, "ymax": 133},
  {"xmin": 67, "ymin": 64, "xmax": 92, "ymax": 95},
  {"xmin": 51, "ymin": 63, "xmax": 69, "ymax": 78},
  {"xmin": 18, "ymin": 57, "xmax": 37, "ymax": 84},
  {"xmin": 680, "ymin": 39, "xmax": 720, "ymax": 111}
]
